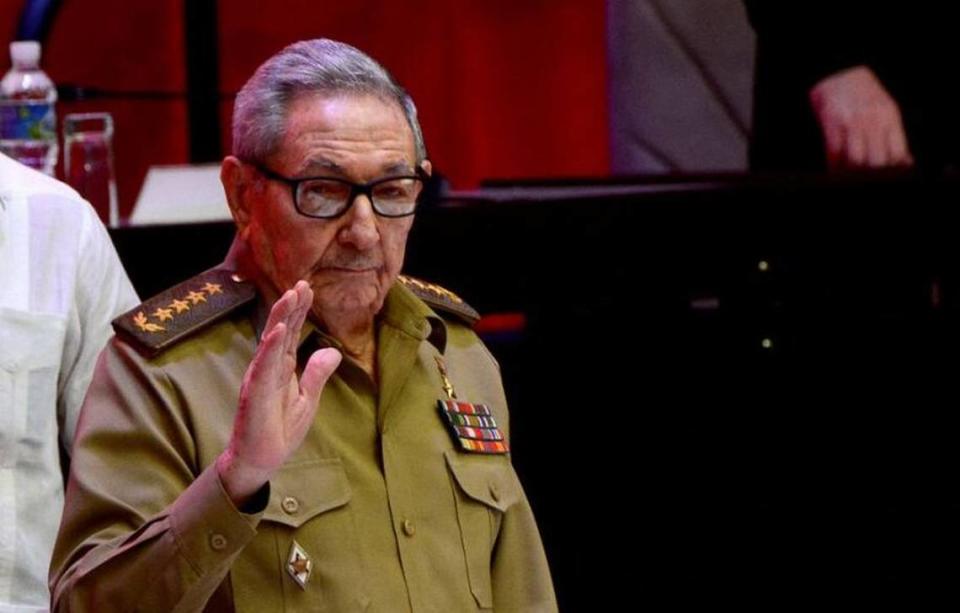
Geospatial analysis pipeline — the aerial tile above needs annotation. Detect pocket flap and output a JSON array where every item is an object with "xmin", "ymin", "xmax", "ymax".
[
  {"xmin": 263, "ymin": 458, "xmax": 352, "ymax": 528},
  {"xmin": 444, "ymin": 450, "xmax": 520, "ymax": 512}
]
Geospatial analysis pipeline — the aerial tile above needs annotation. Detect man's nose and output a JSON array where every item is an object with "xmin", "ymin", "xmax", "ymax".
[{"xmin": 337, "ymin": 193, "xmax": 380, "ymax": 248}]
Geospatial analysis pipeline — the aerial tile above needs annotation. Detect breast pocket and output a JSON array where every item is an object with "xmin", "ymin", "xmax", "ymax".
[
  {"xmin": 233, "ymin": 457, "xmax": 368, "ymax": 613},
  {"xmin": 0, "ymin": 307, "xmax": 66, "ymax": 467},
  {"xmin": 444, "ymin": 449, "xmax": 522, "ymax": 609}
]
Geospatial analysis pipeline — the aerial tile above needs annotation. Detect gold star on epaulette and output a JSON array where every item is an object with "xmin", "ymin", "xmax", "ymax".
[
  {"xmin": 169, "ymin": 299, "xmax": 190, "ymax": 313},
  {"xmin": 112, "ymin": 268, "xmax": 257, "ymax": 358},
  {"xmin": 398, "ymin": 275, "xmax": 480, "ymax": 327},
  {"xmin": 133, "ymin": 311, "xmax": 165, "ymax": 333},
  {"xmin": 153, "ymin": 307, "xmax": 174, "ymax": 322}
]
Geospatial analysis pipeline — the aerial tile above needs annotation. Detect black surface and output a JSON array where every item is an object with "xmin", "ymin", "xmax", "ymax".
[
  {"xmin": 183, "ymin": 0, "xmax": 222, "ymax": 163},
  {"xmin": 113, "ymin": 174, "xmax": 960, "ymax": 609}
]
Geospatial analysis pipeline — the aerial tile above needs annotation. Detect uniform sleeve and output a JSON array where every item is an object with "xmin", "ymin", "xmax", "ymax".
[
  {"xmin": 452, "ymin": 325, "xmax": 559, "ymax": 611},
  {"xmin": 49, "ymin": 339, "xmax": 261, "ymax": 612},
  {"xmin": 57, "ymin": 201, "xmax": 139, "ymax": 451},
  {"xmin": 491, "ymin": 479, "xmax": 558, "ymax": 613}
]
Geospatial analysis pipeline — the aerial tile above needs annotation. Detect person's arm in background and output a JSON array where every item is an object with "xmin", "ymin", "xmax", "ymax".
[
  {"xmin": 744, "ymin": 1, "xmax": 912, "ymax": 170},
  {"xmin": 57, "ymin": 199, "xmax": 139, "ymax": 452}
]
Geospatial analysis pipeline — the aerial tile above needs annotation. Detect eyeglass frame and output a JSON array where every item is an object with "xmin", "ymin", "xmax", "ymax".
[{"xmin": 250, "ymin": 162, "xmax": 428, "ymax": 219}]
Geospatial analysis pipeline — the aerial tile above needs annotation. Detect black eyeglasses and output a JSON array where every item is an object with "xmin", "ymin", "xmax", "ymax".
[{"xmin": 252, "ymin": 164, "xmax": 426, "ymax": 219}]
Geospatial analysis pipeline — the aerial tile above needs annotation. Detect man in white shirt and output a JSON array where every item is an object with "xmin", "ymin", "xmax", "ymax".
[{"xmin": 0, "ymin": 152, "xmax": 138, "ymax": 611}]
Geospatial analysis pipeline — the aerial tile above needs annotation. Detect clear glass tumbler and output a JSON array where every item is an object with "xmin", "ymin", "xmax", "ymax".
[{"xmin": 63, "ymin": 112, "xmax": 118, "ymax": 227}]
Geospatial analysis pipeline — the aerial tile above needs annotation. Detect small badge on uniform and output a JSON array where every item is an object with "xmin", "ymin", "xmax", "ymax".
[
  {"xmin": 434, "ymin": 356, "xmax": 509, "ymax": 454},
  {"xmin": 286, "ymin": 540, "xmax": 312, "ymax": 590}
]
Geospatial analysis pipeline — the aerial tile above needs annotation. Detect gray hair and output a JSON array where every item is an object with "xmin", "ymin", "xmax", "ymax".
[{"xmin": 232, "ymin": 39, "xmax": 427, "ymax": 165}]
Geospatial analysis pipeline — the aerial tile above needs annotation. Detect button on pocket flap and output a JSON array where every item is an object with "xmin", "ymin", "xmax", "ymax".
[
  {"xmin": 444, "ymin": 450, "xmax": 520, "ymax": 512},
  {"xmin": 264, "ymin": 458, "xmax": 352, "ymax": 528}
]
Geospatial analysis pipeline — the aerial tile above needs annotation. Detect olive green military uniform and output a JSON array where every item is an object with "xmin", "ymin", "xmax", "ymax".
[{"xmin": 49, "ymin": 270, "xmax": 556, "ymax": 612}]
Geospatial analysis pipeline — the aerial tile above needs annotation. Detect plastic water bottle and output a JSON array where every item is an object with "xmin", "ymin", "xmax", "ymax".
[{"xmin": 0, "ymin": 41, "xmax": 58, "ymax": 175}]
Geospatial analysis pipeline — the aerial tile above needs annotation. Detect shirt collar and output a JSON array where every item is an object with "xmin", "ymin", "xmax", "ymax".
[
  {"xmin": 253, "ymin": 280, "xmax": 450, "ymax": 355},
  {"xmin": 379, "ymin": 281, "xmax": 448, "ymax": 353}
]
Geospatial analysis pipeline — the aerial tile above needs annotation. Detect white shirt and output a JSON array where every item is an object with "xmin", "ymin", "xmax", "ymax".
[{"xmin": 0, "ymin": 154, "xmax": 138, "ymax": 611}]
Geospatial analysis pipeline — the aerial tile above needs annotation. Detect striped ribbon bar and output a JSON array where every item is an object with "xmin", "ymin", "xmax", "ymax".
[{"xmin": 437, "ymin": 399, "xmax": 509, "ymax": 454}]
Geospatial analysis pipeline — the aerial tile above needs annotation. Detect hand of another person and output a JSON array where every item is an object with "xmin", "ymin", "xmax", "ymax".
[
  {"xmin": 217, "ymin": 280, "xmax": 341, "ymax": 505},
  {"xmin": 809, "ymin": 65, "xmax": 914, "ymax": 170}
]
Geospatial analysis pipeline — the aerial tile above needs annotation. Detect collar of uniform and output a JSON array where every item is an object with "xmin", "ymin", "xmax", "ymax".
[
  {"xmin": 381, "ymin": 281, "xmax": 448, "ymax": 353},
  {"xmin": 250, "ymin": 294, "xmax": 342, "ymax": 353},
  {"xmin": 259, "ymin": 281, "xmax": 448, "ymax": 355},
  {"xmin": 302, "ymin": 318, "xmax": 343, "ymax": 352}
]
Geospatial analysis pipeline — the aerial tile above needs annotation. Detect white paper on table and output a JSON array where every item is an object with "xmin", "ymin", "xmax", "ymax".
[{"xmin": 131, "ymin": 164, "xmax": 230, "ymax": 225}]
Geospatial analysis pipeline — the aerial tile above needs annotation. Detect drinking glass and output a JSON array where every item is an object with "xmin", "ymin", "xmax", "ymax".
[{"xmin": 63, "ymin": 112, "xmax": 118, "ymax": 227}]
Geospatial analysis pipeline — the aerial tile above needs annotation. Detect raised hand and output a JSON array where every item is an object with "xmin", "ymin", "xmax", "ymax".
[{"xmin": 217, "ymin": 280, "xmax": 341, "ymax": 505}]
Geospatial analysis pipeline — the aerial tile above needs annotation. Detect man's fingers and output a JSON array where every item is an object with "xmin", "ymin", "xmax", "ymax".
[
  {"xmin": 300, "ymin": 348, "xmax": 342, "ymax": 405},
  {"xmin": 843, "ymin": 130, "xmax": 867, "ymax": 168},
  {"xmin": 864, "ymin": 123, "xmax": 889, "ymax": 167},
  {"xmin": 263, "ymin": 287, "xmax": 295, "ymax": 336},
  {"xmin": 284, "ymin": 281, "xmax": 313, "ymax": 357},
  {"xmin": 823, "ymin": 123, "xmax": 847, "ymax": 170},
  {"xmin": 245, "ymin": 321, "xmax": 287, "ymax": 393},
  {"xmin": 810, "ymin": 65, "xmax": 915, "ymax": 171},
  {"xmin": 887, "ymin": 122, "xmax": 913, "ymax": 167}
]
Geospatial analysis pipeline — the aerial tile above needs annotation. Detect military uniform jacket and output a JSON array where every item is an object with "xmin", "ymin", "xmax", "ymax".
[{"xmin": 50, "ymin": 274, "xmax": 557, "ymax": 612}]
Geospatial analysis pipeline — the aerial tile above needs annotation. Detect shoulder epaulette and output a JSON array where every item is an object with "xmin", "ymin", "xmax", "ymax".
[
  {"xmin": 398, "ymin": 275, "xmax": 480, "ymax": 327},
  {"xmin": 113, "ymin": 267, "xmax": 256, "ymax": 358}
]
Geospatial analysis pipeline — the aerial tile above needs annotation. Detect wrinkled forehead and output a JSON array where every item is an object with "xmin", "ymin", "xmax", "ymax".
[
  {"xmin": 281, "ymin": 91, "xmax": 413, "ymax": 145},
  {"xmin": 274, "ymin": 92, "xmax": 417, "ymax": 175}
]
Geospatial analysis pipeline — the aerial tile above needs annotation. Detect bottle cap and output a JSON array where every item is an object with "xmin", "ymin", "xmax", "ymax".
[{"xmin": 10, "ymin": 41, "xmax": 41, "ymax": 68}]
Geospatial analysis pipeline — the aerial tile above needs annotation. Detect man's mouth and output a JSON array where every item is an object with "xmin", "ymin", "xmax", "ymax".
[
  {"xmin": 328, "ymin": 266, "xmax": 376, "ymax": 273},
  {"xmin": 320, "ymin": 261, "xmax": 382, "ymax": 273}
]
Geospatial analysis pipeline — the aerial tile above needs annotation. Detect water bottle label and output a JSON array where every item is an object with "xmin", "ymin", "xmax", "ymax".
[{"xmin": 0, "ymin": 103, "xmax": 55, "ymax": 140}]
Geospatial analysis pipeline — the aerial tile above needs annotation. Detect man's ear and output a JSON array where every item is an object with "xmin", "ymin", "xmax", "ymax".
[
  {"xmin": 419, "ymin": 159, "xmax": 432, "ymax": 178},
  {"xmin": 221, "ymin": 156, "xmax": 253, "ymax": 233}
]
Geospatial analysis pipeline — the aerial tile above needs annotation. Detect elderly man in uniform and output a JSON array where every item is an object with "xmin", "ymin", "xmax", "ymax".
[{"xmin": 49, "ymin": 39, "xmax": 556, "ymax": 611}]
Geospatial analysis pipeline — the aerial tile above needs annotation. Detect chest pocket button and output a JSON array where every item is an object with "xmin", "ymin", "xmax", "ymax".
[{"xmin": 281, "ymin": 496, "xmax": 300, "ymax": 515}]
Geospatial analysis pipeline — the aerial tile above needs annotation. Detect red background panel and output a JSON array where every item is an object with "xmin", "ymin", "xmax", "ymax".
[
  {"xmin": 217, "ymin": 0, "xmax": 609, "ymax": 187},
  {"xmin": 0, "ymin": 0, "xmax": 608, "ymax": 218},
  {"xmin": 45, "ymin": 1, "xmax": 185, "ymax": 91},
  {"xmin": 42, "ymin": 1, "xmax": 187, "ymax": 219}
]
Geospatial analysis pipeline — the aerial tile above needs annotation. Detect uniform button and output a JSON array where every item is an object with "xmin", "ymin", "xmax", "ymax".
[
  {"xmin": 281, "ymin": 496, "xmax": 300, "ymax": 514},
  {"xmin": 402, "ymin": 519, "xmax": 416, "ymax": 537},
  {"xmin": 489, "ymin": 482, "xmax": 501, "ymax": 503},
  {"xmin": 210, "ymin": 533, "xmax": 228, "ymax": 551}
]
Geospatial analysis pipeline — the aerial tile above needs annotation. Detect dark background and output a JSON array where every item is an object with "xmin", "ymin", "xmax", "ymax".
[
  {"xmin": 114, "ymin": 174, "xmax": 960, "ymax": 609},
  {"xmin": 6, "ymin": 0, "xmax": 957, "ymax": 609}
]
